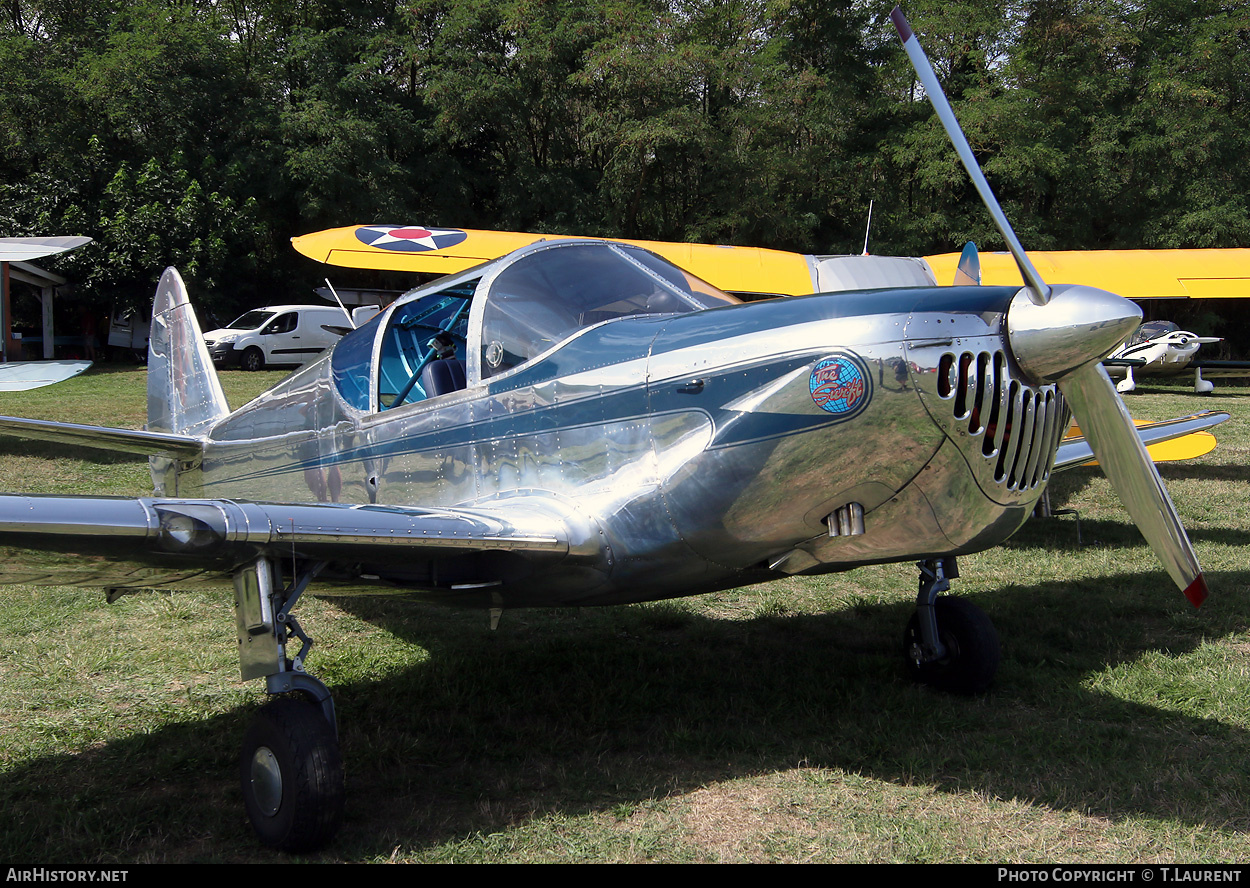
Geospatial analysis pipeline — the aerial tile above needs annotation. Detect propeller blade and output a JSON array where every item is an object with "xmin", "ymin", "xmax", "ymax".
[
  {"xmin": 890, "ymin": 6, "xmax": 1050, "ymax": 306},
  {"xmin": 891, "ymin": 5, "xmax": 1208, "ymax": 607},
  {"xmin": 1058, "ymin": 363, "xmax": 1207, "ymax": 606},
  {"xmin": 953, "ymin": 241, "xmax": 981, "ymax": 286}
]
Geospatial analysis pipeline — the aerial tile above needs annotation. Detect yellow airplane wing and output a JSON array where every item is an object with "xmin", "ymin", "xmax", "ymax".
[
  {"xmin": 292, "ymin": 224, "xmax": 817, "ymax": 297},
  {"xmin": 924, "ymin": 249, "xmax": 1250, "ymax": 299},
  {"xmin": 1064, "ymin": 418, "xmax": 1220, "ymax": 465},
  {"xmin": 1143, "ymin": 431, "xmax": 1218, "ymax": 462},
  {"xmin": 292, "ymin": 225, "xmax": 540, "ymax": 276},
  {"xmin": 294, "ymin": 226, "xmax": 1250, "ymax": 301}
]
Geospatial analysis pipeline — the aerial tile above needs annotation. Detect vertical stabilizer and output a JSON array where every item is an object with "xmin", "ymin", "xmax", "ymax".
[{"xmin": 147, "ymin": 268, "xmax": 229, "ymax": 436}]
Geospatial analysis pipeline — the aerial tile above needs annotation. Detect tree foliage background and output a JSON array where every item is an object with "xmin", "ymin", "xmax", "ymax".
[{"xmin": 1, "ymin": 0, "xmax": 1248, "ymax": 328}]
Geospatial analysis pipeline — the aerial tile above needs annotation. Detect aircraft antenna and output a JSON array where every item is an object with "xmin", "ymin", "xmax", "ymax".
[
  {"xmin": 862, "ymin": 200, "xmax": 874, "ymax": 256},
  {"xmin": 324, "ymin": 278, "xmax": 357, "ymax": 329}
]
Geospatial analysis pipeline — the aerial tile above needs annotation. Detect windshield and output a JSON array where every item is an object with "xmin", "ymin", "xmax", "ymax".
[
  {"xmin": 479, "ymin": 242, "xmax": 737, "ymax": 378},
  {"xmin": 328, "ymin": 241, "xmax": 739, "ymax": 412},
  {"xmin": 1128, "ymin": 320, "xmax": 1179, "ymax": 346},
  {"xmin": 227, "ymin": 310, "xmax": 276, "ymax": 330}
]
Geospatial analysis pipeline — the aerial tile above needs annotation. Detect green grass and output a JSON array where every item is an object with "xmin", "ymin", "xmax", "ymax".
[{"xmin": 0, "ymin": 366, "xmax": 1248, "ymax": 862}]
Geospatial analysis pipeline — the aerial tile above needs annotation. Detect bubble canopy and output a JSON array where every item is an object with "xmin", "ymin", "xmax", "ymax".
[{"xmin": 331, "ymin": 240, "xmax": 739, "ymax": 412}]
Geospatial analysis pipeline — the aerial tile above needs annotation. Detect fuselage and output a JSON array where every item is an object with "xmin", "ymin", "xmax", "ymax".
[
  {"xmin": 169, "ymin": 244, "xmax": 1065, "ymax": 607},
  {"xmin": 1116, "ymin": 337, "xmax": 1201, "ymax": 370}
]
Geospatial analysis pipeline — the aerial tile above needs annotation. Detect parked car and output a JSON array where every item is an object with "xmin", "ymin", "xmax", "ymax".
[{"xmin": 203, "ymin": 305, "xmax": 351, "ymax": 370}]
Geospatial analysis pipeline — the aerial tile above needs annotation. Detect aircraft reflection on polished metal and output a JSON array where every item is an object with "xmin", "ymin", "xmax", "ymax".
[
  {"xmin": 1104, "ymin": 320, "xmax": 1250, "ymax": 394},
  {"xmin": 0, "ymin": 8, "xmax": 1218, "ymax": 852}
]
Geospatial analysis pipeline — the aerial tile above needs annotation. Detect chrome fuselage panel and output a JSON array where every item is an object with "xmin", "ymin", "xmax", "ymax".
[{"xmin": 168, "ymin": 284, "xmax": 1054, "ymax": 606}]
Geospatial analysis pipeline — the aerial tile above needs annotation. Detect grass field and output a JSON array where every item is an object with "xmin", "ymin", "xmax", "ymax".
[{"xmin": 0, "ymin": 364, "xmax": 1247, "ymax": 863}]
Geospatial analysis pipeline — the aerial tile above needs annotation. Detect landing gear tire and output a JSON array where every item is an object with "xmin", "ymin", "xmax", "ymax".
[
  {"xmin": 240, "ymin": 697, "xmax": 344, "ymax": 853},
  {"xmin": 904, "ymin": 596, "xmax": 999, "ymax": 695},
  {"xmin": 241, "ymin": 347, "xmax": 264, "ymax": 371}
]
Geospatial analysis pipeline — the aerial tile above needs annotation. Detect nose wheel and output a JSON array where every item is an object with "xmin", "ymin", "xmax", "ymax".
[{"xmin": 904, "ymin": 558, "xmax": 1000, "ymax": 694}]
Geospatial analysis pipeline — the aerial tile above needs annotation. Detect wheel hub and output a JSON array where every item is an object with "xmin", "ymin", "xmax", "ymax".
[{"xmin": 249, "ymin": 745, "xmax": 283, "ymax": 817}]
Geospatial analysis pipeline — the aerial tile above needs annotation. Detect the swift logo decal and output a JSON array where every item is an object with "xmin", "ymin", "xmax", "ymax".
[{"xmin": 809, "ymin": 353, "xmax": 871, "ymax": 417}]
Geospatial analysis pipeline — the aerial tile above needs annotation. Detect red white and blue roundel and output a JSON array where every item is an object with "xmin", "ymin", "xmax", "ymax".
[
  {"xmin": 354, "ymin": 225, "xmax": 468, "ymax": 253},
  {"xmin": 809, "ymin": 352, "xmax": 871, "ymax": 417}
]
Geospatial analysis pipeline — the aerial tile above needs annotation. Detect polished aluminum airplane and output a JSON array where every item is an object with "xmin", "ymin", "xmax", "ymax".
[{"xmin": 0, "ymin": 8, "xmax": 1215, "ymax": 852}]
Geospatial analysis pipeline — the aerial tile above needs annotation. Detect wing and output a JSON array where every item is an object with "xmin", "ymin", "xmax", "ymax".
[
  {"xmin": 292, "ymin": 223, "xmax": 817, "ymax": 297},
  {"xmin": 0, "ymin": 236, "xmax": 92, "ymax": 262},
  {"xmin": 1054, "ymin": 410, "xmax": 1229, "ymax": 471},
  {"xmin": 291, "ymin": 224, "xmax": 543, "ymax": 275},
  {"xmin": 1188, "ymin": 360, "xmax": 1250, "ymax": 377},
  {"xmin": 0, "ymin": 495, "xmax": 584, "ymax": 594},
  {"xmin": 304, "ymin": 227, "xmax": 1250, "ymax": 301},
  {"xmin": 925, "ymin": 248, "xmax": 1250, "ymax": 300},
  {"xmin": 0, "ymin": 360, "xmax": 92, "ymax": 392},
  {"xmin": 0, "ymin": 415, "xmax": 201, "ymax": 457}
]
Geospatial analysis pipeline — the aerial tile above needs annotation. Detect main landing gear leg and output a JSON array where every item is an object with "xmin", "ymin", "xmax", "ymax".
[
  {"xmin": 903, "ymin": 557, "xmax": 1000, "ymax": 695},
  {"xmin": 233, "ymin": 558, "xmax": 344, "ymax": 852}
]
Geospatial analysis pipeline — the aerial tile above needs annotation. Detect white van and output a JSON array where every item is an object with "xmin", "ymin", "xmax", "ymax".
[{"xmin": 203, "ymin": 305, "xmax": 350, "ymax": 371}]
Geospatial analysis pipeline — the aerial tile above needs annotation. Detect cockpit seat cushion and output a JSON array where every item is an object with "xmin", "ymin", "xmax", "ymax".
[{"xmin": 421, "ymin": 358, "xmax": 467, "ymax": 397}]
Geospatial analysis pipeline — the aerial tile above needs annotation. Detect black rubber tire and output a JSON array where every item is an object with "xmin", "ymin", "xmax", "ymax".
[
  {"xmin": 240, "ymin": 346, "xmax": 264, "ymax": 371},
  {"xmin": 904, "ymin": 596, "xmax": 1000, "ymax": 695},
  {"xmin": 239, "ymin": 697, "xmax": 345, "ymax": 853}
]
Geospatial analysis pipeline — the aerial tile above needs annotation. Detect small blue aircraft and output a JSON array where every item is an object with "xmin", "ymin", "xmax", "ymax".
[{"xmin": 0, "ymin": 8, "xmax": 1220, "ymax": 851}]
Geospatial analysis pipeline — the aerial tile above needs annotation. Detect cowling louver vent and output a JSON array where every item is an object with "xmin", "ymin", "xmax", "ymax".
[{"xmin": 937, "ymin": 350, "xmax": 1066, "ymax": 492}]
